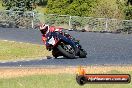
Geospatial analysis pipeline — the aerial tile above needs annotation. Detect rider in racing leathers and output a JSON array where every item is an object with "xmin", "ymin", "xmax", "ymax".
[{"xmin": 39, "ymin": 23, "xmax": 63, "ymax": 50}]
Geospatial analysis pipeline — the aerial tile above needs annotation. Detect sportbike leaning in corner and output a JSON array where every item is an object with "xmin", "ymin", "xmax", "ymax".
[{"xmin": 37, "ymin": 23, "xmax": 87, "ymax": 59}]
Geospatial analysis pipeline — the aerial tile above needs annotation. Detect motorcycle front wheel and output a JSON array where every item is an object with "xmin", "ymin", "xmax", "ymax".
[
  {"xmin": 79, "ymin": 49, "xmax": 87, "ymax": 58},
  {"xmin": 57, "ymin": 43, "xmax": 76, "ymax": 59}
]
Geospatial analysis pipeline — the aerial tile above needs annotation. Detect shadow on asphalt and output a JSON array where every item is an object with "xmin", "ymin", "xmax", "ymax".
[{"xmin": 49, "ymin": 56, "xmax": 85, "ymax": 60}]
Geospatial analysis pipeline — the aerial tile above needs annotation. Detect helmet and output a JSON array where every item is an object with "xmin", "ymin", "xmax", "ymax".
[{"xmin": 39, "ymin": 23, "xmax": 49, "ymax": 34}]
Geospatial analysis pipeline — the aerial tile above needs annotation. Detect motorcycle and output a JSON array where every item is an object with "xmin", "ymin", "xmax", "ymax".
[{"xmin": 46, "ymin": 31, "xmax": 87, "ymax": 59}]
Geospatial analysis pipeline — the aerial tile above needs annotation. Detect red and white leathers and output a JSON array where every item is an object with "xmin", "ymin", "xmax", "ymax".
[{"xmin": 39, "ymin": 24, "xmax": 62, "ymax": 49}]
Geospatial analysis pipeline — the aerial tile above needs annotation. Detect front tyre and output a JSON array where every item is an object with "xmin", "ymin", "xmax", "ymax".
[
  {"xmin": 57, "ymin": 44, "xmax": 76, "ymax": 59},
  {"xmin": 52, "ymin": 48, "xmax": 61, "ymax": 59},
  {"xmin": 52, "ymin": 51, "xmax": 58, "ymax": 58}
]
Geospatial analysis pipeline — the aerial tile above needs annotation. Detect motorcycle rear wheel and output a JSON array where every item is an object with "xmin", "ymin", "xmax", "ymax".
[{"xmin": 79, "ymin": 49, "xmax": 87, "ymax": 58}]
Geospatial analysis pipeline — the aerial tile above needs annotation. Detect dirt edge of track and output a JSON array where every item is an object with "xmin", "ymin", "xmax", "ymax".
[{"xmin": 0, "ymin": 66, "xmax": 132, "ymax": 79}]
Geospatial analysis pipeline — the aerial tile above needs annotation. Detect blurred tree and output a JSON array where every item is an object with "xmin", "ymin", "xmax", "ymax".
[
  {"xmin": 93, "ymin": 0, "xmax": 125, "ymax": 19},
  {"xmin": 36, "ymin": 0, "xmax": 47, "ymax": 6},
  {"xmin": 127, "ymin": 0, "xmax": 132, "ymax": 5},
  {"xmin": 2, "ymin": 0, "xmax": 38, "ymax": 11},
  {"xmin": 47, "ymin": 0, "xmax": 97, "ymax": 16},
  {"xmin": 125, "ymin": 0, "xmax": 132, "ymax": 19},
  {"xmin": 1, "ymin": 0, "xmax": 132, "ymax": 19}
]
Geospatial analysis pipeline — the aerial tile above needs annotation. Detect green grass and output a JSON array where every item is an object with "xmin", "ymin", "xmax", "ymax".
[
  {"xmin": 0, "ymin": 40, "xmax": 51, "ymax": 61},
  {"xmin": 0, "ymin": 71, "xmax": 132, "ymax": 88}
]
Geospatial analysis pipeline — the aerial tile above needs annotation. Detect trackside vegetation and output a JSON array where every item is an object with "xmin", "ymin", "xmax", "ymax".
[{"xmin": 1, "ymin": 0, "xmax": 132, "ymax": 20}]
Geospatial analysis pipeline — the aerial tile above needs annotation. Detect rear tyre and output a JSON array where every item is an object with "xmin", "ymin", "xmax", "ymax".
[
  {"xmin": 79, "ymin": 49, "xmax": 87, "ymax": 58},
  {"xmin": 57, "ymin": 44, "xmax": 76, "ymax": 59}
]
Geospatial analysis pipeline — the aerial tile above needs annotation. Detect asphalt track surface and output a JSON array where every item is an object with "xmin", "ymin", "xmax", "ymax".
[{"xmin": 0, "ymin": 28, "xmax": 132, "ymax": 67}]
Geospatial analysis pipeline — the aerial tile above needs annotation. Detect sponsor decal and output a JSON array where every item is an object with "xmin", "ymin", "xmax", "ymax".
[{"xmin": 76, "ymin": 66, "xmax": 131, "ymax": 85}]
